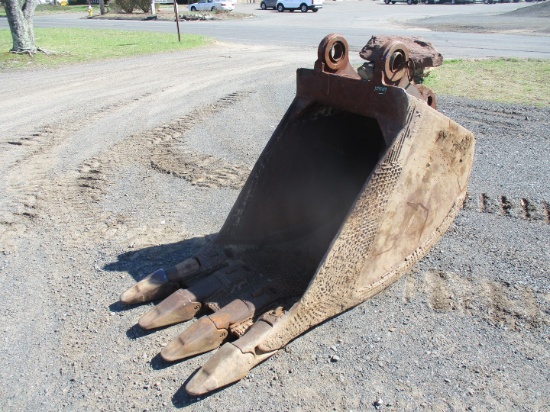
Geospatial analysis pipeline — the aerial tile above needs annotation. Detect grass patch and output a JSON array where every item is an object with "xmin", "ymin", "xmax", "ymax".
[
  {"xmin": 0, "ymin": 4, "xmax": 94, "ymax": 17},
  {"xmin": 34, "ymin": 4, "xmax": 91, "ymax": 14},
  {"xmin": 423, "ymin": 58, "xmax": 550, "ymax": 107},
  {"xmin": 0, "ymin": 27, "xmax": 212, "ymax": 70}
]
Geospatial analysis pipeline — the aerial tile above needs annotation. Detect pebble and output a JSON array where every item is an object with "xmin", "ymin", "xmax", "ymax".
[{"xmin": 330, "ymin": 355, "xmax": 340, "ymax": 362}]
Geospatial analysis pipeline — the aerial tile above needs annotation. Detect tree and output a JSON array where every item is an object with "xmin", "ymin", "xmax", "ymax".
[{"xmin": 3, "ymin": 0, "xmax": 39, "ymax": 54}]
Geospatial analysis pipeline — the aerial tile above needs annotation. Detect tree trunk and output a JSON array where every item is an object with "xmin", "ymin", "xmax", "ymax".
[{"xmin": 4, "ymin": 0, "xmax": 38, "ymax": 53}]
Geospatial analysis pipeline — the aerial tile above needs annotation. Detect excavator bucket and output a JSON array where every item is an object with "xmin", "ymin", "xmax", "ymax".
[{"xmin": 120, "ymin": 34, "xmax": 475, "ymax": 395}]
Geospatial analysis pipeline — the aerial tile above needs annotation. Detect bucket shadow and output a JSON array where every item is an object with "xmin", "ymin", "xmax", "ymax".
[
  {"xmin": 125, "ymin": 323, "xmax": 159, "ymax": 340},
  {"xmin": 150, "ymin": 352, "xmax": 177, "ymax": 370},
  {"xmin": 103, "ymin": 234, "xmax": 217, "ymax": 282},
  {"xmin": 150, "ymin": 349, "xmax": 207, "ymax": 371},
  {"xmin": 104, "ymin": 234, "xmax": 217, "ymax": 312},
  {"xmin": 172, "ymin": 368, "xmax": 237, "ymax": 408}
]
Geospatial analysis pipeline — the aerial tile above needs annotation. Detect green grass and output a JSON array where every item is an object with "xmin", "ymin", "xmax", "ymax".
[
  {"xmin": 0, "ymin": 4, "xmax": 95, "ymax": 17},
  {"xmin": 422, "ymin": 58, "xmax": 550, "ymax": 107},
  {"xmin": 35, "ymin": 4, "xmax": 91, "ymax": 14},
  {"xmin": 0, "ymin": 27, "xmax": 212, "ymax": 70}
]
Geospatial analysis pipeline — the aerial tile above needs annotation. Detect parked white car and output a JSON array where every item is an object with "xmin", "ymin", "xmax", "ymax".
[
  {"xmin": 276, "ymin": 0, "xmax": 322, "ymax": 12},
  {"xmin": 188, "ymin": 0, "xmax": 235, "ymax": 11}
]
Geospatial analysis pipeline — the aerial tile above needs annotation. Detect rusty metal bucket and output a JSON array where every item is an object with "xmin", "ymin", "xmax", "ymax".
[{"xmin": 120, "ymin": 34, "xmax": 475, "ymax": 395}]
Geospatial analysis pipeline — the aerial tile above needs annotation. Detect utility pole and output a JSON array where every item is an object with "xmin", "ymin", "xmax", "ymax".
[{"xmin": 173, "ymin": 0, "xmax": 181, "ymax": 42}]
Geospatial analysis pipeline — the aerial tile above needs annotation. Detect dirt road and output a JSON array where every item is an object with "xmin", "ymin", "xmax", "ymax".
[{"xmin": 0, "ymin": 41, "xmax": 548, "ymax": 410}]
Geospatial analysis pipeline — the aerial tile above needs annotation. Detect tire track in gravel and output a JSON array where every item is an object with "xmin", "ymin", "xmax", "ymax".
[
  {"xmin": 0, "ymin": 91, "xmax": 160, "ymax": 410},
  {"xmin": 72, "ymin": 90, "xmax": 259, "ymax": 199},
  {"xmin": 73, "ymin": 90, "xmax": 255, "ymax": 242},
  {"xmin": 463, "ymin": 192, "xmax": 550, "ymax": 224},
  {"xmin": 0, "ymin": 43, "xmax": 305, "ymax": 255},
  {"xmin": 404, "ymin": 191, "xmax": 550, "ymax": 334},
  {"xmin": 0, "ymin": 92, "xmax": 155, "ymax": 254},
  {"xmin": 404, "ymin": 270, "xmax": 549, "ymax": 332},
  {"xmin": 147, "ymin": 91, "xmax": 253, "ymax": 189},
  {"xmin": 0, "ymin": 87, "xmax": 256, "ymax": 254}
]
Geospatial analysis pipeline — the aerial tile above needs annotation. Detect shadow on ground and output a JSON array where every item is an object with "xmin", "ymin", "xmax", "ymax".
[
  {"xmin": 103, "ymin": 234, "xmax": 217, "ymax": 282},
  {"xmin": 172, "ymin": 367, "xmax": 237, "ymax": 408}
]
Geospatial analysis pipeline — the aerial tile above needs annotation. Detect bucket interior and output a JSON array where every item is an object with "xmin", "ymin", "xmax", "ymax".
[
  {"xmin": 219, "ymin": 104, "xmax": 388, "ymax": 296},
  {"xmin": 225, "ymin": 105, "xmax": 386, "ymax": 244}
]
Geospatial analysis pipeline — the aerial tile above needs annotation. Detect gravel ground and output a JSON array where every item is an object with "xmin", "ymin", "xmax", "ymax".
[
  {"xmin": 0, "ymin": 39, "xmax": 548, "ymax": 411},
  {"xmin": 408, "ymin": 1, "xmax": 550, "ymax": 36}
]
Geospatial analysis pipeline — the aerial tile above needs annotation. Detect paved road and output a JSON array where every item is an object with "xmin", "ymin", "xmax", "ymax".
[{"xmin": 1, "ymin": 1, "xmax": 549, "ymax": 58}]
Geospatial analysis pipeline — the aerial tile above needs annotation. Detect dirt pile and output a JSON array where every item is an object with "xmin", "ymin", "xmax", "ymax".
[
  {"xmin": 407, "ymin": 3, "xmax": 550, "ymax": 35},
  {"xmin": 504, "ymin": 1, "xmax": 550, "ymax": 17}
]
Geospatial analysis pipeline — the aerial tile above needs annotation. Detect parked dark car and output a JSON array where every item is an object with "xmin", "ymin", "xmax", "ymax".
[
  {"xmin": 384, "ymin": 0, "xmax": 418, "ymax": 4},
  {"xmin": 260, "ymin": 0, "xmax": 277, "ymax": 9}
]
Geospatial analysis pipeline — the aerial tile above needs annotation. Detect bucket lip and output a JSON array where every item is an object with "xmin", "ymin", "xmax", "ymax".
[
  {"xmin": 295, "ymin": 68, "xmax": 416, "ymax": 148},
  {"xmin": 296, "ymin": 67, "xmax": 412, "ymax": 113}
]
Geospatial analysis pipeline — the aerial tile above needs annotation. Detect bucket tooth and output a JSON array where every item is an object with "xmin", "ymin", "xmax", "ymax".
[
  {"xmin": 119, "ymin": 258, "xmax": 201, "ymax": 305},
  {"xmin": 161, "ymin": 316, "xmax": 227, "ymax": 361},
  {"xmin": 138, "ymin": 289, "xmax": 202, "ymax": 329},
  {"xmin": 185, "ymin": 320, "xmax": 276, "ymax": 396},
  {"xmin": 137, "ymin": 262, "xmax": 253, "ymax": 329},
  {"xmin": 120, "ymin": 268, "xmax": 178, "ymax": 305},
  {"xmin": 120, "ymin": 245, "xmax": 230, "ymax": 305},
  {"xmin": 161, "ymin": 299, "xmax": 256, "ymax": 361}
]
